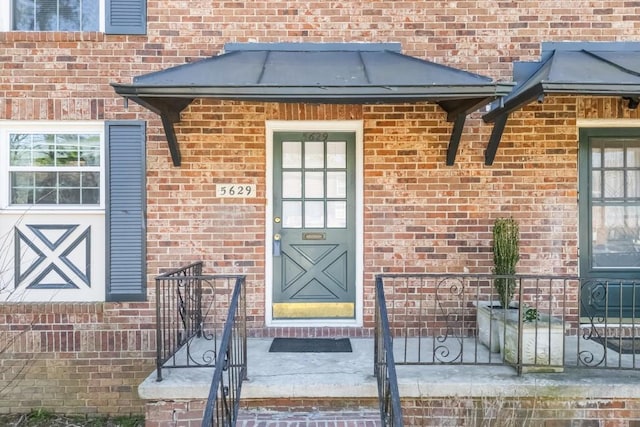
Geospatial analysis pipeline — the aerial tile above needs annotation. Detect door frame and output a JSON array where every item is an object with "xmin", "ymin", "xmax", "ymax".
[{"xmin": 265, "ymin": 120, "xmax": 364, "ymax": 327}]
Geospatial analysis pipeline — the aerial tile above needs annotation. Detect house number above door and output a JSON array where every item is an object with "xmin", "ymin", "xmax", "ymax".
[{"xmin": 216, "ymin": 184, "xmax": 256, "ymax": 198}]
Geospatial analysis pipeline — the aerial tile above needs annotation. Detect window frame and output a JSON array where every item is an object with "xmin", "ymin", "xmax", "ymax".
[
  {"xmin": 579, "ymin": 127, "xmax": 640, "ymax": 280},
  {"xmin": 0, "ymin": 0, "xmax": 106, "ymax": 32},
  {"xmin": 1, "ymin": 121, "xmax": 105, "ymax": 211}
]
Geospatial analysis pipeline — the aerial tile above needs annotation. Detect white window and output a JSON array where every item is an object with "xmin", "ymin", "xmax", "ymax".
[
  {"xmin": 1, "ymin": 122, "xmax": 104, "ymax": 210},
  {"xmin": 1, "ymin": 0, "xmax": 105, "ymax": 32},
  {"xmin": 1, "ymin": 121, "xmax": 106, "ymax": 303}
]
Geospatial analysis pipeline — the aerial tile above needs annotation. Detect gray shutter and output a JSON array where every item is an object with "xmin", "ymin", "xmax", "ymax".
[
  {"xmin": 105, "ymin": 0, "xmax": 147, "ymax": 35},
  {"xmin": 106, "ymin": 121, "xmax": 146, "ymax": 302}
]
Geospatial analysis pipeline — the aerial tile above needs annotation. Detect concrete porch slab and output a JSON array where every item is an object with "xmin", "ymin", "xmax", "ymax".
[{"xmin": 138, "ymin": 337, "xmax": 640, "ymax": 401}]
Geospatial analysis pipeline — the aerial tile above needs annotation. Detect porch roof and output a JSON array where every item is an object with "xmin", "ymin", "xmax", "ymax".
[
  {"xmin": 482, "ymin": 42, "xmax": 640, "ymax": 166},
  {"xmin": 111, "ymin": 42, "xmax": 512, "ymax": 166}
]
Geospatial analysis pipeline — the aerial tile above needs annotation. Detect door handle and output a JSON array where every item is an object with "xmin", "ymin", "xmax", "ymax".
[{"xmin": 273, "ymin": 233, "xmax": 281, "ymax": 256}]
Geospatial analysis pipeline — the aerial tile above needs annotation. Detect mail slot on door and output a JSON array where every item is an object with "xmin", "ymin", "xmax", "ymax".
[{"xmin": 303, "ymin": 232, "xmax": 326, "ymax": 240}]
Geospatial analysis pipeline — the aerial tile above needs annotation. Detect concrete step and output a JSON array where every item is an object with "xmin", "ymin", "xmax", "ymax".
[{"xmin": 236, "ymin": 408, "xmax": 382, "ymax": 426}]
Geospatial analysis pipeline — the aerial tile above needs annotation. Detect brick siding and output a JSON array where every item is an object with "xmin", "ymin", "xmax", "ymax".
[
  {"xmin": 145, "ymin": 397, "xmax": 640, "ymax": 426},
  {"xmin": 2, "ymin": 0, "xmax": 640, "ymax": 417}
]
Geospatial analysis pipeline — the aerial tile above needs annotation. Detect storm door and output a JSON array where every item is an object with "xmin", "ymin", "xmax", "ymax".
[
  {"xmin": 579, "ymin": 128, "xmax": 640, "ymax": 320},
  {"xmin": 272, "ymin": 132, "xmax": 356, "ymax": 319}
]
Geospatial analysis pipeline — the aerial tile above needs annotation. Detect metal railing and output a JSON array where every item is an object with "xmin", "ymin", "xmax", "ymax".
[
  {"xmin": 201, "ymin": 274, "xmax": 248, "ymax": 427},
  {"xmin": 376, "ymin": 274, "xmax": 640, "ymax": 374},
  {"xmin": 155, "ymin": 262, "xmax": 246, "ymax": 381},
  {"xmin": 374, "ymin": 276, "xmax": 404, "ymax": 427}
]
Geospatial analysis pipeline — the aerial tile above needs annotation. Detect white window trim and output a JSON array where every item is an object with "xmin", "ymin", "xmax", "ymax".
[
  {"xmin": 0, "ymin": 0, "xmax": 106, "ymax": 32},
  {"xmin": 0, "ymin": 120, "xmax": 105, "ymax": 211}
]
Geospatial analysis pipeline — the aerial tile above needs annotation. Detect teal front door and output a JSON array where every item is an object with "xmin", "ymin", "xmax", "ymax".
[
  {"xmin": 272, "ymin": 131, "xmax": 356, "ymax": 319},
  {"xmin": 579, "ymin": 128, "xmax": 640, "ymax": 320}
]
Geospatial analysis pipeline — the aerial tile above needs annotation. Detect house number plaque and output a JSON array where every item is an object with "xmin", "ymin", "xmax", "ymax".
[{"xmin": 216, "ymin": 184, "xmax": 256, "ymax": 198}]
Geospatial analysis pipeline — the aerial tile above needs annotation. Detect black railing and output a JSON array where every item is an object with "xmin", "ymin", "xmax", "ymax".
[
  {"xmin": 201, "ymin": 274, "xmax": 247, "ymax": 427},
  {"xmin": 376, "ymin": 274, "xmax": 640, "ymax": 375},
  {"xmin": 374, "ymin": 276, "xmax": 404, "ymax": 427},
  {"xmin": 155, "ymin": 262, "xmax": 246, "ymax": 381}
]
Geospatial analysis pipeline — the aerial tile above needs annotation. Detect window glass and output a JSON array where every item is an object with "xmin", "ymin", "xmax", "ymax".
[
  {"xmin": 304, "ymin": 141, "xmax": 324, "ymax": 168},
  {"xmin": 8, "ymin": 132, "xmax": 101, "ymax": 206},
  {"xmin": 12, "ymin": 0, "xmax": 99, "ymax": 31},
  {"xmin": 304, "ymin": 201, "xmax": 324, "ymax": 228},
  {"xmin": 588, "ymin": 137, "xmax": 640, "ymax": 270}
]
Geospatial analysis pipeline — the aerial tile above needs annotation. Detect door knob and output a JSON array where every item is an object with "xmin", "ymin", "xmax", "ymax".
[{"xmin": 274, "ymin": 217, "xmax": 281, "ymax": 223}]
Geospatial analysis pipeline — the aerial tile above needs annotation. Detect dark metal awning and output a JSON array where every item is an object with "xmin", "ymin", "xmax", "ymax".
[
  {"xmin": 482, "ymin": 42, "xmax": 640, "ymax": 165},
  {"xmin": 112, "ymin": 43, "xmax": 511, "ymax": 166}
]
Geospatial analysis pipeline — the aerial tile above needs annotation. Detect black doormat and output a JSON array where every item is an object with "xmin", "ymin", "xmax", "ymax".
[
  {"xmin": 269, "ymin": 338, "xmax": 352, "ymax": 353},
  {"xmin": 592, "ymin": 337, "xmax": 640, "ymax": 354}
]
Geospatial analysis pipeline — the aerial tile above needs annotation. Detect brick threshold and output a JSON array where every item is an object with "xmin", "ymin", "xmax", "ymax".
[{"xmin": 236, "ymin": 409, "xmax": 382, "ymax": 426}]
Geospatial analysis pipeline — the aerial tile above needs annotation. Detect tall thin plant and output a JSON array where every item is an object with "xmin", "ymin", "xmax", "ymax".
[{"xmin": 493, "ymin": 217, "xmax": 520, "ymax": 308}]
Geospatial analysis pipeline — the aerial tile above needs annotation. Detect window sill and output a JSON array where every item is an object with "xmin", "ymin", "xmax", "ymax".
[{"xmin": 0, "ymin": 31, "xmax": 106, "ymax": 43}]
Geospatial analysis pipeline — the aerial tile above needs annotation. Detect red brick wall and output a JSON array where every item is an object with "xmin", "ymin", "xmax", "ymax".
[
  {"xmin": 2, "ymin": 0, "xmax": 640, "ymax": 417},
  {"xmin": 145, "ymin": 397, "xmax": 640, "ymax": 426},
  {"xmin": 0, "ymin": 303, "xmax": 155, "ymax": 415}
]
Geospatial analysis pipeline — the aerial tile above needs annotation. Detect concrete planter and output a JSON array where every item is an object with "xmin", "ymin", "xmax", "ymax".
[
  {"xmin": 498, "ymin": 309, "xmax": 565, "ymax": 373},
  {"xmin": 476, "ymin": 303, "xmax": 503, "ymax": 353}
]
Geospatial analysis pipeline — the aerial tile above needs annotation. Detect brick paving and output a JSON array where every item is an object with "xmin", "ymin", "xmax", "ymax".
[{"xmin": 236, "ymin": 409, "xmax": 382, "ymax": 426}]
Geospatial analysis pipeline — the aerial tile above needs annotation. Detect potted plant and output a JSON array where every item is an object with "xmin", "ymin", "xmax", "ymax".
[{"xmin": 477, "ymin": 217, "xmax": 520, "ymax": 352}]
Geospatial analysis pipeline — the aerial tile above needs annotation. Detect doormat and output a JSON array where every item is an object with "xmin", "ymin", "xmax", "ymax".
[
  {"xmin": 269, "ymin": 338, "xmax": 352, "ymax": 353},
  {"xmin": 592, "ymin": 337, "xmax": 640, "ymax": 354}
]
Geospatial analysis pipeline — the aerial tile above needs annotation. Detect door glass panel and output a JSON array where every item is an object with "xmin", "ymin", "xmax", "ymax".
[
  {"xmin": 305, "ymin": 141, "xmax": 324, "ymax": 168},
  {"xmin": 282, "ymin": 141, "xmax": 302, "ymax": 168},
  {"xmin": 327, "ymin": 141, "xmax": 346, "ymax": 168},
  {"xmin": 604, "ymin": 147, "xmax": 624, "ymax": 167},
  {"xmin": 282, "ymin": 201, "xmax": 302, "ymax": 228},
  {"xmin": 282, "ymin": 172, "xmax": 302, "ymax": 198},
  {"xmin": 592, "ymin": 205, "xmax": 640, "ymax": 268},
  {"xmin": 628, "ymin": 147, "xmax": 640, "ymax": 167},
  {"xmin": 603, "ymin": 171, "xmax": 624, "ymax": 198},
  {"xmin": 592, "ymin": 147, "xmax": 602, "ymax": 168},
  {"xmin": 327, "ymin": 201, "xmax": 347, "ymax": 228},
  {"xmin": 592, "ymin": 171, "xmax": 602, "ymax": 198},
  {"xmin": 305, "ymin": 172, "xmax": 324, "ymax": 198},
  {"xmin": 304, "ymin": 201, "xmax": 324, "ymax": 228},
  {"xmin": 628, "ymin": 170, "xmax": 640, "ymax": 198},
  {"xmin": 327, "ymin": 171, "xmax": 346, "ymax": 198}
]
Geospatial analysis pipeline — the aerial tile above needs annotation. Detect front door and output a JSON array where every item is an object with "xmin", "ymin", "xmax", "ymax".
[
  {"xmin": 272, "ymin": 131, "xmax": 356, "ymax": 319},
  {"xmin": 579, "ymin": 128, "xmax": 640, "ymax": 320}
]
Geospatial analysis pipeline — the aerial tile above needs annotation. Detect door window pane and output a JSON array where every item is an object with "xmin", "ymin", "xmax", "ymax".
[
  {"xmin": 327, "ymin": 171, "xmax": 346, "ymax": 198},
  {"xmin": 604, "ymin": 147, "xmax": 624, "ymax": 167},
  {"xmin": 304, "ymin": 201, "xmax": 324, "ymax": 228},
  {"xmin": 628, "ymin": 170, "xmax": 640, "ymax": 198},
  {"xmin": 305, "ymin": 141, "xmax": 324, "ymax": 168},
  {"xmin": 304, "ymin": 172, "xmax": 324, "ymax": 198},
  {"xmin": 327, "ymin": 141, "xmax": 346, "ymax": 168},
  {"xmin": 282, "ymin": 172, "xmax": 302, "ymax": 198},
  {"xmin": 592, "ymin": 205, "xmax": 640, "ymax": 268},
  {"xmin": 327, "ymin": 201, "xmax": 347, "ymax": 228},
  {"xmin": 603, "ymin": 171, "xmax": 624, "ymax": 198},
  {"xmin": 592, "ymin": 171, "xmax": 602, "ymax": 198},
  {"xmin": 282, "ymin": 201, "xmax": 302, "ymax": 228},
  {"xmin": 629, "ymin": 147, "xmax": 640, "ymax": 167},
  {"xmin": 282, "ymin": 141, "xmax": 302, "ymax": 168}
]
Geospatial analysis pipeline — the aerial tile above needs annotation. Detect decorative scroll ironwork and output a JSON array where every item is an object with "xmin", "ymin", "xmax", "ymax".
[
  {"xmin": 433, "ymin": 276, "xmax": 465, "ymax": 364},
  {"xmin": 376, "ymin": 273, "xmax": 640, "ymax": 375},
  {"xmin": 154, "ymin": 262, "xmax": 246, "ymax": 382}
]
